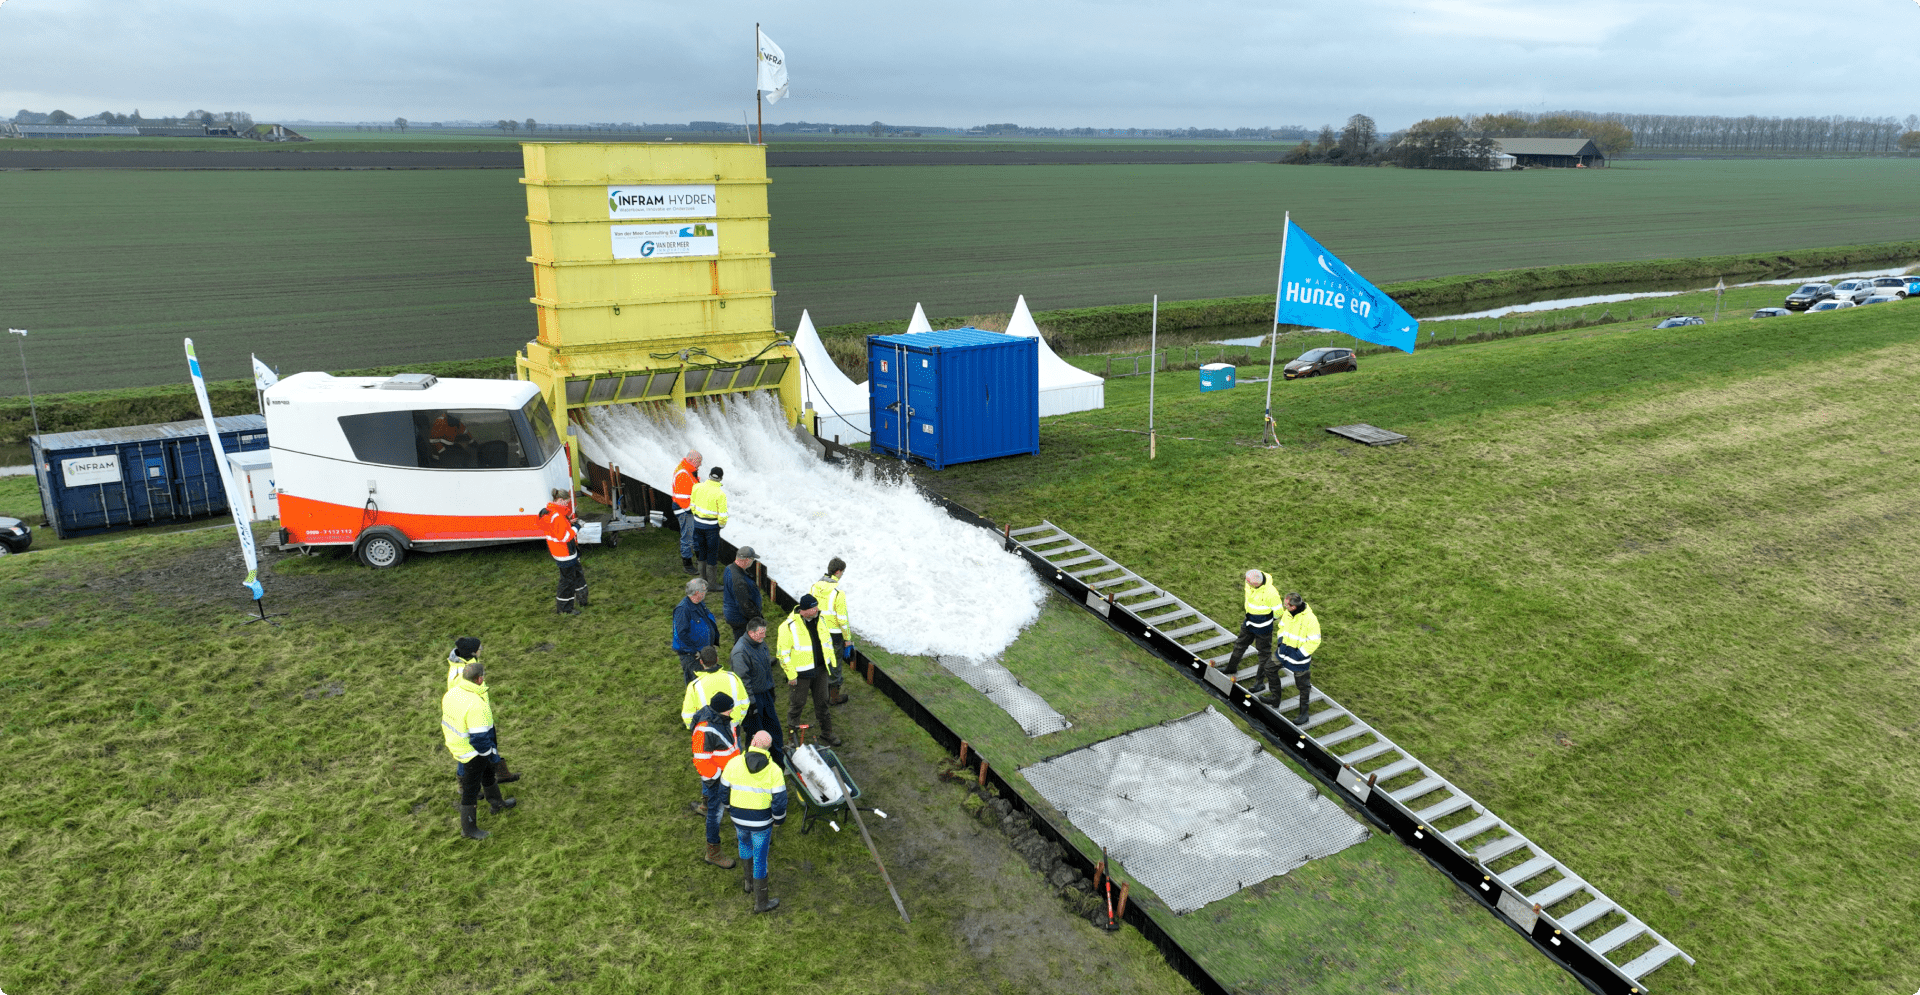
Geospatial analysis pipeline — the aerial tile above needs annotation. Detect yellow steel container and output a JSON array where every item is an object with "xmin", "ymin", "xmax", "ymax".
[{"xmin": 516, "ymin": 142, "xmax": 801, "ymax": 478}]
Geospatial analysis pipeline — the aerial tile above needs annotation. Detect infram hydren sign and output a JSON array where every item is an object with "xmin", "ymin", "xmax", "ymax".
[
  {"xmin": 611, "ymin": 223, "xmax": 719, "ymax": 260},
  {"xmin": 606, "ymin": 184, "xmax": 718, "ymax": 220},
  {"xmin": 61, "ymin": 453, "xmax": 122, "ymax": 487}
]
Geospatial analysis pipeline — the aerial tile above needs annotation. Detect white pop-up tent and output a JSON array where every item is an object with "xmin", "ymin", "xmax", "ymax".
[
  {"xmin": 790, "ymin": 310, "xmax": 870, "ymax": 444},
  {"xmin": 1004, "ymin": 295, "xmax": 1105, "ymax": 416},
  {"xmin": 906, "ymin": 302, "xmax": 933, "ymax": 335}
]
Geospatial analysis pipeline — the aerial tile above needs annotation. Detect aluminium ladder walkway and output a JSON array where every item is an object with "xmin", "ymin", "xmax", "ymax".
[{"xmin": 1007, "ymin": 520, "xmax": 1695, "ymax": 993}]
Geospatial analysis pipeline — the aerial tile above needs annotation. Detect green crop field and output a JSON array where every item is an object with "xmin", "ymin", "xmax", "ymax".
[
  {"xmin": 2, "ymin": 159, "xmax": 1917, "ymax": 395},
  {"xmin": 919, "ymin": 300, "xmax": 1920, "ymax": 995}
]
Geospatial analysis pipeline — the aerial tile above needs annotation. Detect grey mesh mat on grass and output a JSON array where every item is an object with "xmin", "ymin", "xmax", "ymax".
[
  {"xmin": 936, "ymin": 655, "xmax": 1072, "ymax": 737},
  {"xmin": 1020, "ymin": 707, "xmax": 1370, "ymax": 913}
]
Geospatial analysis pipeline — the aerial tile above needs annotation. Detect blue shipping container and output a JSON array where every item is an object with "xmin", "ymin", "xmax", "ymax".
[
  {"xmin": 31, "ymin": 414, "xmax": 270, "ymax": 539},
  {"xmin": 868, "ymin": 328, "xmax": 1039, "ymax": 470}
]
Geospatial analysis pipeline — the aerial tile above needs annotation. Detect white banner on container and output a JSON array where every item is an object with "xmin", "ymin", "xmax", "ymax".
[
  {"xmin": 607, "ymin": 184, "xmax": 718, "ymax": 220},
  {"xmin": 61, "ymin": 454, "xmax": 122, "ymax": 487},
  {"xmin": 611, "ymin": 223, "xmax": 719, "ymax": 260}
]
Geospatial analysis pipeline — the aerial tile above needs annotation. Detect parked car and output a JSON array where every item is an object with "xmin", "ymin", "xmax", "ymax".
[
  {"xmin": 1655, "ymin": 316, "xmax": 1705, "ymax": 328},
  {"xmin": 1752, "ymin": 307, "xmax": 1793, "ymax": 318},
  {"xmin": 0, "ymin": 516, "xmax": 32, "ymax": 555},
  {"xmin": 1861, "ymin": 294, "xmax": 1901, "ymax": 306},
  {"xmin": 1868, "ymin": 276, "xmax": 1909, "ymax": 298},
  {"xmin": 1806, "ymin": 300, "xmax": 1854, "ymax": 312},
  {"xmin": 1784, "ymin": 283, "xmax": 1836, "ymax": 310},
  {"xmin": 1830, "ymin": 279, "xmax": 1877, "ymax": 304},
  {"xmin": 1283, "ymin": 347, "xmax": 1358, "ymax": 379}
]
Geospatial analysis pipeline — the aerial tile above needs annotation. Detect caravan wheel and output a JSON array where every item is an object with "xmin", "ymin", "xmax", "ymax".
[{"xmin": 357, "ymin": 533, "xmax": 406, "ymax": 569}]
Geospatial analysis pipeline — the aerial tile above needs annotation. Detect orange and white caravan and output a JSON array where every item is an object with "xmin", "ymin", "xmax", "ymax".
[{"xmin": 265, "ymin": 372, "xmax": 571, "ymax": 567}]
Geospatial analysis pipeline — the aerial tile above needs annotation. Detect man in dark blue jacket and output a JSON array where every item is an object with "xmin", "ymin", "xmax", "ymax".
[
  {"xmin": 721, "ymin": 546, "xmax": 763, "ymax": 647},
  {"xmin": 673, "ymin": 577, "xmax": 720, "ymax": 685}
]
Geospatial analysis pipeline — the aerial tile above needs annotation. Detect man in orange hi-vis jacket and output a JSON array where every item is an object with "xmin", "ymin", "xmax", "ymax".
[
  {"xmin": 672, "ymin": 450, "xmax": 703, "ymax": 576},
  {"xmin": 542, "ymin": 489, "xmax": 587, "ymax": 615}
]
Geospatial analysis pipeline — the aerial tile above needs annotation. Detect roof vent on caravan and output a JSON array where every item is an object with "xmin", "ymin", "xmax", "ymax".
[{"xmin": 377, "ymin": 373, "xmax": 438, "ymax": 390}]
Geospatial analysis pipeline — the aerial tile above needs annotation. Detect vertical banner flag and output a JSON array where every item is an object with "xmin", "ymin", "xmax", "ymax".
[
  {"xmin": 756, "ymin": 28, "xmax": 788, "ymax": 103},
  {"xmin": 1273, "ymin": 219, "xmax": 1419, "ymax": 353},
  {"xmin": 251, "ymin": 354, "xmax": 278, "ymax": 391},
  {"xmin": 185, "ymin": 339, "xmax": 265, "ymax": 600}
]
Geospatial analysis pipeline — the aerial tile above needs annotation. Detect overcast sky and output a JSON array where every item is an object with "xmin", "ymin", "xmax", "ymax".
[{"xmin": 3, "ymin": 0, "xmax": 1916, "ymax": 131}]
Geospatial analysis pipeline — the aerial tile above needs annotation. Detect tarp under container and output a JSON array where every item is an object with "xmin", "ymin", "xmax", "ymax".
[
  {"xmin": 1005, "ymin": 295, "xmax": 1105, "ymax": 417},
  {"xmin": 791, "ymin": 310, "xmax": 870, "ymax": 445}
]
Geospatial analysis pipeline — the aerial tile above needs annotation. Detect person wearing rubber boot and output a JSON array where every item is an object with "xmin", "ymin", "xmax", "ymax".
[
  {"xmin": 671, "ymin": 449, "xmax": 702, "ymax": 575},
  {"xmin": 690, "ymin": 691, "xmax": 743, "ymax": 870},
  {"xmin": 672, "ymin": 578, "xmax": 720, "ymax": 686},
  {"xmin": 730, "ymin": 616, "xmax": 787, "ymax": 770},
  {"xmin": 440, "ymin": 659, "xmax": 517, "ymax": 840},
  {"xmin": 1222, "ymin": 569, "xmax": 1282, "ymax": 692},
  {"xmin": 687, "ymin": 466, "xmax": 728, "ymax": 588},
  {"xmin": 1273, "ymin": 592, "xmax": 1322, "ymax": 722},
  {"xmin": 542, "ymin": 490, "xmax": 587, "ymax": 614},
  {"xmin": 809, "ymin": 557, "xmax": 855, "ymax": 706},
  {"xmin": 721, "ymin": 546, "xmax": 763, "ymax": 648},
  {"xmin": 778, "ymin": 594, "xmax": 841, "ymax": 747},
  {"xmin": 446, "ymin": 637, "xmax": 518, "ymax": 784},
  {"xmin": 720, "ymin": 730, "xmax": 787, "ymax": 913}
]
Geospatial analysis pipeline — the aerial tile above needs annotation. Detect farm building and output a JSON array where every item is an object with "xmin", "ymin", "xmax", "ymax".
[
  {"xmin": 0, "ymin": 123, "xmax": 223, "ymax": 139},
  {"xmin": 1489, "ymin": 137, "xmax": 1606, "ymax": 167}
]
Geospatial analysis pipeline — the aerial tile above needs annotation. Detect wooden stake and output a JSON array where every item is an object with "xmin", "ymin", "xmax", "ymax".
[
  {"xmin": 977, "ymin": 760, "xmax": 989, "ymax": 787},
  {"xmin": 958, "ymin": 740, "xmax": 969, "ymax": 764},
  {"xmin": 1116, "ymin": 881, "xmax": 1130, "ymax": 917}
]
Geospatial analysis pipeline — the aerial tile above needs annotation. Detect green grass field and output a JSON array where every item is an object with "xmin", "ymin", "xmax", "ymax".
[
  {"xmin": 916, "ymin": 299, "xmax": 1920, "ymax": 995},
  {"xmin": 3, "ymin": 159, "xmax": 1918, "ymax": 394}
]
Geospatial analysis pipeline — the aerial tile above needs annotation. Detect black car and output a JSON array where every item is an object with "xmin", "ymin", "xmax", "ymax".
[
  {"xmin": 0, "ymin": 516, "xmax": 32, "ymax": 555},
  {"xmin": 1283, "ymin": 347, "xmax": 1358, "ymax": 379},
  {"xmin": 1783, "ymin": 283, "xmax": 1836, "ymax": 311}
]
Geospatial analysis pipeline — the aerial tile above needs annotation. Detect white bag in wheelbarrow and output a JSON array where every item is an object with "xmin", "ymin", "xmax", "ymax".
[{"xmin": 790, "ymin": 744, "xmax": 845, "ymax": 807}]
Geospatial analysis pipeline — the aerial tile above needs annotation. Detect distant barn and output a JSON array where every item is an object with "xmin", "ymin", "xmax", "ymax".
[{"xmin": 1489, "ymin": 137, "xmax": 1606, "ymax": 168}]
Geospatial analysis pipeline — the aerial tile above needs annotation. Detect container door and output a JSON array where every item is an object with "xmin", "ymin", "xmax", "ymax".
[
  {"xmin": 868, "ymin": 341, "xmax": 908, "ymax": 457},
  {"xmin": 137, "ymin": 443, "xmax": 172, "ymax": 521},
  {"xmin": 905, "ymin": 350, "xmax": 939, "ymax": 458}
]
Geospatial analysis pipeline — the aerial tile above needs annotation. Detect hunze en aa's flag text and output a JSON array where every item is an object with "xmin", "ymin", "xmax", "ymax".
[{"xmin": 1273, "ymin": 219, "xmax": 1419, "ymax": 353}]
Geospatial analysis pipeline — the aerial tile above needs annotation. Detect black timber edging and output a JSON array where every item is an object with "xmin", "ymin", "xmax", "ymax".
[
  {"xmin": 588, "ymin": 444, "xmax": 1642, "ymax": 995},
  {"xmin": 581, "ymin": 455, "xmax": 1233, "ymax": 995}
]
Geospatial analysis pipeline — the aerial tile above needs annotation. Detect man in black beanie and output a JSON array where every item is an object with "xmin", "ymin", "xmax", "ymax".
[{"xmin": 447, "ymin": 637, "xmax": 519, "ymax": 784}]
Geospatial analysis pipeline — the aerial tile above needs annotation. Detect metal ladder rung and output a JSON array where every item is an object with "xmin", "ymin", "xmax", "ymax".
[
  {"xmin": 1050, "ymin": 553, "xmax": 1104, "ymax": 568},
  {"xmin": 1161, "ymin": 621, "xmax": 1216, "ymax": 639},
  {"xmin": 1123, "ymin": 595, "xmax": 1178, "ymax": 613},
  {"xmin": 1142, "ymin": 608, "xmax": 1196, "ymax": 627},
  {"xmin": 1300, "ymin": 708, "xmax": 1349, "ymax": 730},
  {"xmin": 1443, "ymin": 813, "xmax": 1501, "ymax": 843},
  {"xmin": 1108, "ymin": 588, "xmax": 1159, "ymax": 603},
  {"xmin": 1414, "ymin": 794, "xmax": 1475, "ymax": 824},
  {"xmin": 1528, "ymin": 876, "xmax": 1586, "ymax": 909},
  {"xmin": 1314, "ymin": 722, "xmax": 1371, "ymax": 747},
  {"xmin": 1369, "ymin": 757, "xmax": 1422, "ymax": 782},
  {"xmin": 1008, "ymin": 524, "xmax": 1056, "ymax": 537},
  {"xmin": 1497, "ymin": 855, "xmax": 1558, "ymax": 889},
  {"xmin": 1186, "ymin": 634, "xmax": 1236, "ymax": 653},
  {"xmin": 1070, "ymin": 564, "xmax": 1125, "ymax": 579},
  {"xmin": 1389, "ymin": 776, "xmax": 1446, "ymax": 803},
  {"xmin": 1336, "ymin": 740, "xmax": 1398, "ymax": 765},
  {"xmin": 1588, "ymin": 919, "xmax": 1646, "ymax": 956},
  {"xmin": 1618, "ymin": 943, "xmax": 1684, "ymax": 980},
  {"xmin": 1027, "ymin": 538, "xmax": 1078, "ymax": 552},
  {"xmin": 1474, "ymin": 834, "xmax": 1530, "ymax": 863},
  {"xmin": 1557, "ymin": 898, "xmax": 1615, "ymax": 932},
  {"xmin": 1087, "ymin": 575, "xmax": 1141, "ymax": 590}
]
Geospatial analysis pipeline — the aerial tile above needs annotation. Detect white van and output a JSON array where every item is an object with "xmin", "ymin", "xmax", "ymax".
[{"xmin": 265, "ymin": 372, "xmax": 571, "ymax": 567}]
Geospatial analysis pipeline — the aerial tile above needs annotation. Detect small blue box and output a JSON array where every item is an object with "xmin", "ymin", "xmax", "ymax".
[{"xmin": 1199, "ymin": 363, "xmax": 1236, "ymax": 392}]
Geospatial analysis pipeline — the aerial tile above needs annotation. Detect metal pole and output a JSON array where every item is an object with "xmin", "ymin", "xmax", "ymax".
[
  {"xmin": 8, "ymin": 330, "xmax": 39, "ymax": 439},
  {"xmin": 754, "ymin": 23, "xmax": 764, "ymax": 146},
  {"xmin": 832, "ymin": 764, "xmax": 909, "ymax": 924},
  {"xmin": 1265, "ymin": 214, "xmax": 1289, "ymax": 447},
  {"xmin": 1147, "ymin": 295, "xmax": 1157, "ymax": 460}
]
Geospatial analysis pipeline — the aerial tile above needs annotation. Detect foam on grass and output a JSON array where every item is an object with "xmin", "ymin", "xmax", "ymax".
[{"xmin": 580, "ymin": 393, "xmax": 1046, "ymax": 659}]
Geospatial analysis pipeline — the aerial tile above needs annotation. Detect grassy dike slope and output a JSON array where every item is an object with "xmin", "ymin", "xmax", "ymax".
[
  {"xmin": 0, "ymin": 526, "xmax": 1190, "ymax": 995},
  {"xmin": 924, "ymin": 303, "xmax": 1920, "ymax": 995}
]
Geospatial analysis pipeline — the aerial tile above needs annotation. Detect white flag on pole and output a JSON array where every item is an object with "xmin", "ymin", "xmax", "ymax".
[
  {"xmin": 756, "ymin": 28, "xmax": 789, "ymax": 103},
  {"xmin": 251, "ymin": 354, "xmax": 278, "ymax": 391},
  {"xmin": 186, "ymin": 339, "xmax": 264, "ymax": 601}
]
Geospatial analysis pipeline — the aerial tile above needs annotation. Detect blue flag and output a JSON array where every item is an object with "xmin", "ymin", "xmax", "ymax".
[{"xmin": 1274, "ymin": 220, "xmax": 1418, "ymax": 353}]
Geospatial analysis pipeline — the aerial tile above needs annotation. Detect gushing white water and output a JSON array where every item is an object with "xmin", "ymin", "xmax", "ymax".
[{"xmin": 579, "ymin": 394, "xmax": 1048, "ymax": 660}]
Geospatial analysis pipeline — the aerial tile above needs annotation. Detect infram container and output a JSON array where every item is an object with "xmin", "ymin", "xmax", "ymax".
[
  {"xmin": 867, "ymin": 328, "xmax": 1038, "ymax": 470},
  {"xmin": 30, "ymin": 415, "xmax": 270, "ymax": 539}
]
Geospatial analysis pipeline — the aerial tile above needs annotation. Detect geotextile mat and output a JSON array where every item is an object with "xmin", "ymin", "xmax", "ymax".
[
  {"xmin": 1019, "ymin": 707, "xmax": 1369, "ymax": 913},
  {"xmin": 935, "ymin": 654, "xmax": 1072, "ymax": 738}
]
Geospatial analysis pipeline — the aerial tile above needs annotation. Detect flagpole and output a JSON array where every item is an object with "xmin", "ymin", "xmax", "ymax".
[
  {"xmin": 754, "ymin": 23, "xmax": 764, "ymax": 145},
  {"xmin": 1148, "ymin": 294, "xmax": 1158, "ymax": 460},
  {"xmin": 1265, "ymin": 212, "xmax": 1289, "ymax": 447}
]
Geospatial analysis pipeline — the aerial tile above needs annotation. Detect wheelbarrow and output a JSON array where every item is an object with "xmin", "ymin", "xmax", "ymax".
[{"xmin": 790, "ymin": 742, "xmax": 863, "ymax": 835}]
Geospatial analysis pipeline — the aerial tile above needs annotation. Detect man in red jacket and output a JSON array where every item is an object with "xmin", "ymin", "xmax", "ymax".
[
  {"xmin": 672, "ymin": 450, "xmax": 703, "ymax": 576},
  {"xmin": 542, "ymin": 489, "xmax": 587, "ymax": 614}
]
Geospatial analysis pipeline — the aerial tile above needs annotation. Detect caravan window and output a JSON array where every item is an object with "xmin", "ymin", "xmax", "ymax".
[
  {"xmin": 516, "ymin": 394, "xmax": 563, "ymax": 466},
  {"xmin": 338, "ymin": 407, "xmax": 540, "ymax": 469}
]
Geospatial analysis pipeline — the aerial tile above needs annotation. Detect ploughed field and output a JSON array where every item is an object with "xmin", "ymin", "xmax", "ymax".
[
  {"xmin": 921, "ymin": 299, "xmax": 1920, "ymax": 995},
  {"xmin": 3, "ymin": 158, "xmax": 1919, "ymax": 393}
]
